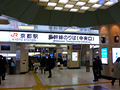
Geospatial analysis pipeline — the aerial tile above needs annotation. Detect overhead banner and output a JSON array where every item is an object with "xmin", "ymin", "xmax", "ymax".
[{"xmin": 0, "ymin": 31, "xmax": 99, "ymax": 44}]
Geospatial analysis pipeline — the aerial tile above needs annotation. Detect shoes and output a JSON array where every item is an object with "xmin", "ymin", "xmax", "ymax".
[
  {"xmin": 2, "ymin": 79, "xmax": 5, "ymax": 80},
  {"xmin": 48, "ymin": 76, "xmax": 51, "ymax": 78},
  {"xmin": 93, "ymin": 79, "xmax": 98, "ymax": 82}
]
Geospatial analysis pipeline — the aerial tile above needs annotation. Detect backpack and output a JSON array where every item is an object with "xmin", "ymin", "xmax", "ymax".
[{"xmin": 11, "ymin": 62, "xmax": 16, "ymax": 67}]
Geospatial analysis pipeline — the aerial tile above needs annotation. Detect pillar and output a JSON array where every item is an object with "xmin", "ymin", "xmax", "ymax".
[
  {"xmin": 20, "ymin": 43, "xmax": 29, "ymax": 73},
  {"xmin": 67, "ymin": 45, "xmax": 81, "ymax": 68},
  {"xmin": 100, "ymin": 24, "xmax": 120, "ymax": 77}
]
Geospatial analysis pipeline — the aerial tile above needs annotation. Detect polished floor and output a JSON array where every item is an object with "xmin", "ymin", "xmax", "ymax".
[{"xmin": 0, "ymin": 67, "xmax": 120, "ymax": 90}]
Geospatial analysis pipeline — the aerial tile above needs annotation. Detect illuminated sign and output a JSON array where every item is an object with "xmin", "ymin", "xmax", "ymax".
[
  {"xmin": 101, "ymin": 48, "xmax": 108, "ymax": 64},
  {"xmin": 0, "ymin": 31, "xmax": 99, "ymax": 44},
  {"xmin": 112, "ymin": 48, "xmax": 120, "ymax": 63},
  {"xmin": 72, "ymin": 52, "xmax": 78, "ymax": 61}
]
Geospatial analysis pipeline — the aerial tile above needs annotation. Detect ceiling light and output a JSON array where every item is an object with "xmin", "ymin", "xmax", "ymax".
[
  {"xmin": 54, "ymin": 7, "xmax": 63, "ymax": 10},
  {"xmin": 70, "ymin": 9, "xmax": 78, "ymax": 12},
  {"xmin": 104, "ymin": 1, "xmax": 115, "ymax": 6},
  {"xmin": 65, "ymin": 4, "xmax": 74, "ymax": 8},
  {"xmin": 64, "ymin": 28, "xmax": 80, "ymax": 32},
  {"xmin": 92, "ymin": 4, "xmax": 101, "ymax": 8},
  {"xmin": 39, "ymin": 0, "xmax": 49, "ymax": 2},
  {"xmin": 80, "ymin": 6, "xmax": 90, "ymax": 10},
  {"xmin": 48, "ymin": 2, "xmax": 57, "ymax": 6},
  {"xmin": 88, "ymin": 0, "xmax": 99, "ymax": 4},
  {"xmin": 59, "ymin": 0, "xmax": 68, "ymax": 4},
  {"xmin": 76, "ymin": 2, "xmax": 86, "ymax": 6},
  {"xmin": 18, "ymin": 26, "xmax": 34, "ymax": 30},
  {"xmin": 70, "ymin": 0, "xmax": 79, "ymax": 1}
]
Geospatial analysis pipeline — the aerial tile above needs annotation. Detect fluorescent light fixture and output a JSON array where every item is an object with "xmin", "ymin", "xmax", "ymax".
[
  {"xmin": 35, "ymin": 44, "xmax": 56, "ymax": 47},
  {"xmin": 60, "ymin": 45, "xmax": 67, "ymax": 47},
  {"xmin": 64, "ymin": 28, "xmax": 80, "ymax": 32},
  {"xmin": 39, "ymin": 0, "xmax": 49, "ymax": 2},
  {"xmin": 35, "ymin": 52, "xmax": 40, "ymax": 55},
  {"xmin": 104, "ymin": 1, "xmax": 115, "ymax": 6},
  {"xmin": 70, "ymin": 9, "xmax": 78, "ymax": 12},
  {"xmin": 59, "ymin": 0, "xmax": 68, "ymax": 4},
  {"xmin": 48, "ymin": 2, "xmax": 57, "ymax": 6},
  {"xmin": 54, "ymin": 7, "xmax": 63, "ymax": 10},
  {"xmin": 71, "ymin": 0, "xmax": 79, "ymax": 1},
  {"xmin": 76, "ymin": 2, "xmax": 86, "ymax": 6},
  {"xmin": 28, "ymin": 52, "xmax": 35, "ymax": 56},
  {"xmin": 0, "ymin": 53, "xmax": 16, "ymax": 57},
  {"xmin": 80, "ymin": 6, "xmax": 90, "ymax": 10},
  {"xmin": 8, "ymin": 54, "xmax": 16, "ymax": 57},
  {"xmin": 62, "ymin": 52, "xmax": 68, "ymax": 54},
  {"xmin": 110, "ymin": 0, "xmax": 118, "ymax": 3},
  {"xmin": 18, "ymin": 26, "xmax": 34, "ymax": 30},
  {"xmin": 88, "ymin": 0, "xmax": 99, "ymax": 3},
  {"xmin": 65, "ymin": 4, "xmax": 74, "ymax": 8},
  {"xmin": 92, "ymin": 4, "xmax": 102, "ymax": 8}
]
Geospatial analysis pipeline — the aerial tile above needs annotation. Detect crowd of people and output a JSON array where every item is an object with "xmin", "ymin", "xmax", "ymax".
[
  {"xmin": 1, "ymin": 54, "xmax": 120, "ymax": 86},
  {"xmin": 29, "ymin": 55, "xmax": 57, "ymax": 78}
]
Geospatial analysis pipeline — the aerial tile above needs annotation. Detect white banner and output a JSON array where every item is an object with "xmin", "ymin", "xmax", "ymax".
[{"xmin": 0, "ymin": 31, "xmax": 99, "ymax": 44}]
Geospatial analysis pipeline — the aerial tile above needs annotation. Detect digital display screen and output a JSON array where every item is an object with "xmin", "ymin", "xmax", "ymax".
[
  {"xmin": 101, "ymin": 48, "xmax": 108, "ymax": 64},
  {"xmin": 72, "ymin": 52, "xmax": 78, "ymax": 61},
  {"xmin": 58, "ymin": 53, "xmax": 61, "ymax": 57},
  {"xmin": 1, "ymin": 45, "xmax": 10, "ymax": 50},
  {"xmin": 112, "ymin": 48, "xmax": 120, "ymax": 63},
  {"xmin": 50, "ymin": 54, "xmax": 53, "ymax": 58}
]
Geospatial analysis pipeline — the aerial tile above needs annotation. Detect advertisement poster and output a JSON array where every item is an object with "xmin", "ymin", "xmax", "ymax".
[
  {"xmin": 72, "ymin": 52, "xmax": 78, "ymax": 61},
  {"xmin": 101, "ymin": 48, "xmax": 108, "ymax": 64},
  {"xmin": 112, "ymin": 48, "xmax": 120, "ymax": 63}
]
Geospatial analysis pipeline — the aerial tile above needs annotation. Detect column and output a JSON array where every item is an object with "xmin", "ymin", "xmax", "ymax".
[
  {"xmin": 67, "ymin": 45, "xmax": 81, "ymax": 68},
  {"xmin": 20, "ymin": 43, "xmax": 29, "ymax": 73},
  {"xmin": 100, "ymin": 24, "xmax": 120, "ymax": 77}
]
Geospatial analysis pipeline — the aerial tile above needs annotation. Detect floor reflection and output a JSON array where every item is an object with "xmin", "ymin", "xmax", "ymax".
[
  {"xmin": 88, "ymin": 86, "xmax": 108, "ymax": 90},
  {"xmin": 58, "ymin": 88, "xmax": 75, "ymax": 90}
]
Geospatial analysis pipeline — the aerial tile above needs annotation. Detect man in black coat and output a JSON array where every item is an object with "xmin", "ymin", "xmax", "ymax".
[
  {"xmin": 46, "ymin": 55, "xmax": 55, "ymax": 78},
  {"xmin": 96, "ymin": 56, "xmax": 103, "ymax": 78},
  {"xmin": 0, "ymin": 55, "xmax": 3, "ymax": 84}
]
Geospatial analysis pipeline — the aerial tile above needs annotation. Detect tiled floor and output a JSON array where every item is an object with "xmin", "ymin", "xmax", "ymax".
[{"xmin": 0, "ymin": 67, "xmax": 120, "ymax": 90}]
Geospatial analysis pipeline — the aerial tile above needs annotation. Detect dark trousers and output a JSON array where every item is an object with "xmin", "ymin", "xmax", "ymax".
[
  {"xmin": 98, "ymin": 69, "xmax": 101, "ymax": 78},
  {"xmin": 48, "ymin": 69, "xmax": 52, "ymax": 77},
  {"xmin": 112, "ymin": 78, "xmax": 120, "ymax": 85},
  {"xmin": 2, "ymin": 72, "xmax": 5, "ymax": 80},
  {"xmin": 93, "ymin": 69, "xmax": 98, "ymax": 80}
]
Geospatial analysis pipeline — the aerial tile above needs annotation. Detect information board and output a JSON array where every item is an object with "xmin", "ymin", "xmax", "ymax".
[{"xmin": 101, "ymin": 48, "xmax": 108, "ymax": 64}]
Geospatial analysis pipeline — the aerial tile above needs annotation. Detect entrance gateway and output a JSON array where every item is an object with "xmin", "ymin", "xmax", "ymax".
[{"xmin": 0, "ymin": 31, "xmax": 99, "ymax": 73}]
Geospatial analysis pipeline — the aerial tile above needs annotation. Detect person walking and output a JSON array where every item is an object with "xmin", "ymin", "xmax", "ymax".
[
  {"xmin": 111, "ymin": 57, "xmax": 120, "ymax": 86},
  {"xmin": 92, "ymin": 58, "xmax": 99, "ymax": 82},
  {"xmin": 96, "ymin": 56, "xmax": 102, "ymax": 78},
  {"xmin": 58, "ymin": 56, "xmax": 63, "ymax": 70}
]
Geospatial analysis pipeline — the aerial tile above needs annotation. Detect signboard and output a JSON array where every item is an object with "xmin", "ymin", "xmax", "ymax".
[
  {"xmin": 112, "ymin": 48, "xmax": 120, "ymax": 63},
  {"xmin": 0, "ymin": 31, "xmax": 99, "ymax": 44},
  {"xmin": 72, "ymin": 45, "xmax": 81, "ymax": 50},
  {"xmin": 72, "ymin": 52, "xmax": 78, "ymax": 61},
  {"xmin": 101, "ymin": 48, "xmax": 108, "ymax": 64}
]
